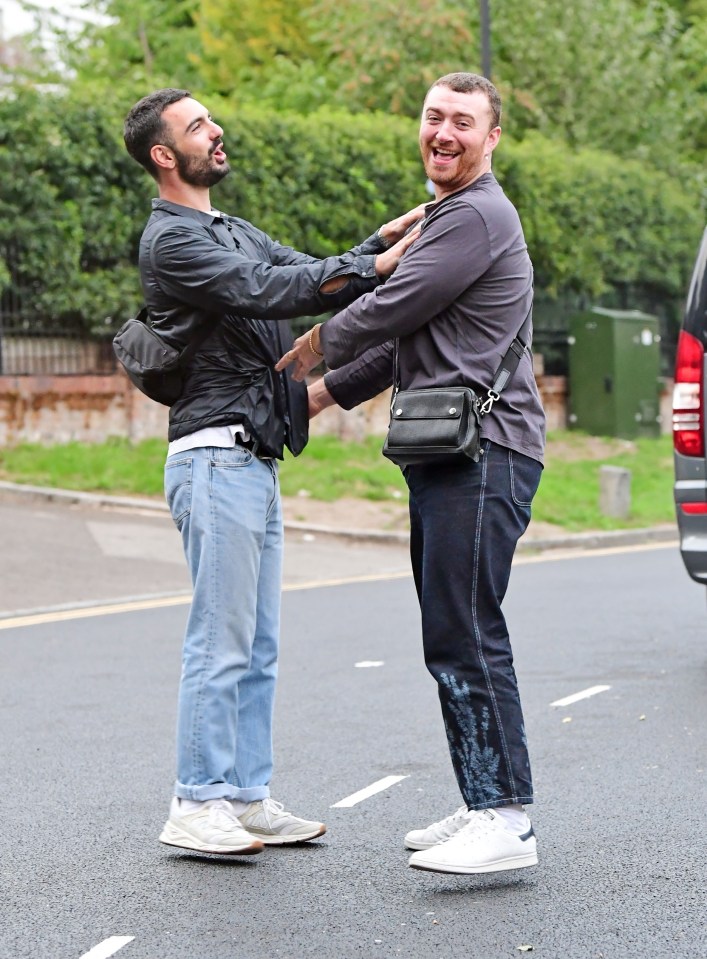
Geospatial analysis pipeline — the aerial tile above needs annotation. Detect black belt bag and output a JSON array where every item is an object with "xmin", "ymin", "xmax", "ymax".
[
  {"xmin": 382, "ymin": 306, "xmax": 532, "ymax": 468},
  {"xmin": 113, "ymin": 307, "xmax": 220, "ymax": 406}
]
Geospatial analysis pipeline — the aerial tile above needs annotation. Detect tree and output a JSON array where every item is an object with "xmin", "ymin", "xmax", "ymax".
[
  {"xmin": 196, "ymin": 0, "xmax": 315, "ymax": 92},
  {"xmin": 55, "ymin": 0, "xmax": 202, "ymax": 98},
  {"xmin": 304, "ymin": 0, "xmax": 476, "ymax": 115},
  {"xmin": 193, "ymin": 0, "xmax": 477, "ymax": 115}
]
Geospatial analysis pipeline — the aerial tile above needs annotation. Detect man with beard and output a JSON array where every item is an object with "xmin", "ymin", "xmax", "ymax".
[
  {"xmin": 123, "ymin": 89, "xmax": 420, "ymax": 856},
  {"xmin": 277, "ymin": 73, "xmax": 546, "ymax": 875}
]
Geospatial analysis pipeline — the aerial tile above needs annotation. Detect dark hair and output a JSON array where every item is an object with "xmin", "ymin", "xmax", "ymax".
[
  {"xmin": 124, "ymin": 88, "xmax": 191, "ymax": 180},
  {"xmin": 426, "ymin": 73, "xmax": 501, "ymax": 129}
]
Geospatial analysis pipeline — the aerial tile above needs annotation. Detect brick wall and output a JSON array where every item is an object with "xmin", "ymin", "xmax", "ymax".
[
  {"xmin": 0, "ymin": 370, "xmax": 578, "ymax": 446},
  {"xmin": 0, "ymin": 371, "xmax": 168, "ymax": 446}
]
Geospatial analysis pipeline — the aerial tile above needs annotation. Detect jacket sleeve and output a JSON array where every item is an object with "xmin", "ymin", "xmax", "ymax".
[
  {"xmin": 149, "ymin": 222, "xmax": 381, "ymax": 321},
  {"xmin": 256, "ymin": 226, "xmax": 387, "ymax": 267},
  {"xmin": 319, "ymin": 201, "xmax": 491, "ymax": 366},
  {"xmin": 323, "ymin": 341, "xmax": 394, "ymax": 410},
  {"xmin": 243, "ymin": 223, "xmax": 388, "ymax": 309}
]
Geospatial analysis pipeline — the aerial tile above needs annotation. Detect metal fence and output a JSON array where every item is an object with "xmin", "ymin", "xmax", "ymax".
[
  {"xmin": 0, "ymin": 239, "xmax": 118, "ymax": 374},
  {"xmin": 0, "ymin": 297, "xmax": 675, "ymax": 380},
  {"xmin": 0, "ymin": 324, "xmax": 117, "ymax": 376}
]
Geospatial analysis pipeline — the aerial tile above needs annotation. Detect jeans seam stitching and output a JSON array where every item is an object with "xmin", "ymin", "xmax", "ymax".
[{"xmin": 472, "ymin": 447, "xmax": 519, "ymax": 802}]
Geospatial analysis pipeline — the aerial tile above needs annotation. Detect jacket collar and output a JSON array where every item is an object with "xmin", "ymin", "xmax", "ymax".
[{"xmin": 151, "ymin": 197, "xmax": 224, "ymax": 225}]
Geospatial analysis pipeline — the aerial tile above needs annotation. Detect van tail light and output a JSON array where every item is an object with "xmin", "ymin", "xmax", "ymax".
[
  {"xmin": 680, "ymin": 502, "xmax": 707, "ymax": 514},
  {"xmin": 673, "ymin": 330, "xmax": 704, "ymax": 457}
]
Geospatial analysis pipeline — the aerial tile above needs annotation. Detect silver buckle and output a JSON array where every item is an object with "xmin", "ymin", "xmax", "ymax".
[{"xmin": 480, "ymin": 390, "xmax": 500, "ymax": 415}]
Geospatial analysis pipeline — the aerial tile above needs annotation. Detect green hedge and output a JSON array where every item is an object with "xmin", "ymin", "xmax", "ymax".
[{"xmin": 0, "ymin": 89, "xmax": 702, "ymax": 338}]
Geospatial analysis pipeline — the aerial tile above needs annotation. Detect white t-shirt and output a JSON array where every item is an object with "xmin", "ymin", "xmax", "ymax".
[{"xmin": 167, "ymin": 424, "xmax": 249, "ymax": 457}]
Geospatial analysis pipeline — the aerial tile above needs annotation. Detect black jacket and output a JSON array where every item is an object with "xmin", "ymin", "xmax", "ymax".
[{"xmin": 138, "ymin": 199, "xmax": 384, "ymax": 457}]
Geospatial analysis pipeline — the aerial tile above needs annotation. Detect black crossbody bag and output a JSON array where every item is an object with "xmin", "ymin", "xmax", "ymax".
[{"xmin": 382, "ymin": 307, "xmax": 532, "ymax": 468}]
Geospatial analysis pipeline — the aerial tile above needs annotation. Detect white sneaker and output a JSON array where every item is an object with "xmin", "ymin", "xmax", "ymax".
[
  {"xmin": 236, "ymin": 798, "xmax": 326, "ymax": 845},
  {"xmin": 404, "ymin": 806, "xmax": 472, "ymax": 850},
  {"xmin": 159, "ymin": 798, "xmax": 265, "ymax": 855},
  {"xmin": 408, "ymin": 809, "xmax": 538, "ymax": 874}
]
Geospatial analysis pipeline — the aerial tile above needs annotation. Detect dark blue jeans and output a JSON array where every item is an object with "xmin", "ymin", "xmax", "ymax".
[{"xmin": 405, "ymin": 440, "xmax": 543, "ymax": 811}]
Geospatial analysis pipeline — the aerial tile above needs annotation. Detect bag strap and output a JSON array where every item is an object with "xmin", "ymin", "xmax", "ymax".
[
  {"xmin": 135, "ymin": 307, "xmax": 222, "ymax": 367},
  {"xmin": 479, "ymin": 303, "xmax": 533, "ymax": 415},
  {"xmin": 391, "ymin": 302, "xmax": 533, "ymax": 417}
]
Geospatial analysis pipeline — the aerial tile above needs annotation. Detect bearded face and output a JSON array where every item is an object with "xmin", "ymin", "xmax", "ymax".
[{"xmin": 171, "ymin": 139, "xmax": 231, "ymax": 188}]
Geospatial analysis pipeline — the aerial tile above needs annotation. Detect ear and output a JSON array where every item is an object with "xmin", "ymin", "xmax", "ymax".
[
  {"xmin": 150, "ymin": 143, "xmax": 176, "ymax": 173},
  {"xmin": 486, "ymin": 126, "xmax": 501, "ymax": 154}
]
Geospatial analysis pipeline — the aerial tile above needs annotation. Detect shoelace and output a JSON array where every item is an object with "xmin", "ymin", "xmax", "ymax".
[
  {"xmin": 260, "ymin": 798, "xmax": 288, "ymax": 825},
  {"xmin": 454, "ymin": 812, "xmax": 500, "ymax": 846},
  {"xmin": 205, "ymin": 799, "xmax": 242, "ymax": 829},
  {"xmin": 428, "ymin": 806, "xmax": 470, "ymax": 837}
]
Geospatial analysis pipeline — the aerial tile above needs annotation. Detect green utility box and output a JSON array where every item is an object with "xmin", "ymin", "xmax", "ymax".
[{"xmin": 567, "ymin": 307, "xmax": 661, "ymax": 438}]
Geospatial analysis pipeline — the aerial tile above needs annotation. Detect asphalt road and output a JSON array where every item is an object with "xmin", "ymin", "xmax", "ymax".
[{"xmin": 0, "ymin": 496, "xmax": 705, "ymax": 959}]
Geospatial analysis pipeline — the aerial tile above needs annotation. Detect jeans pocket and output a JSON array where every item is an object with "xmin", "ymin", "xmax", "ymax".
[
  {"xmin": 165, "ymin": 457, "xmax": 192, "ymax": 528},
  {"xmin": 509, "ymin": 450, "xmax": 542, "ymax": 508},
  {"xmin": 210, "ymin": 447, "xmax": 254, "ymax": 469}
]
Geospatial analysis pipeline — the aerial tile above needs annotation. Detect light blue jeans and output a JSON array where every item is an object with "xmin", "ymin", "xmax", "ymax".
[{"xmin": 164, "ymin": 444, "xmax": 282, "ymax": 802}]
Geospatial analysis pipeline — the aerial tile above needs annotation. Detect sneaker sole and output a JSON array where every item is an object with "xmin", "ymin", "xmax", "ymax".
[
  {"xmin": 159, "ymin": 823, "xmax": 264, "ymax": 856},
  {"xmin": 405, "ymin": 838, "xmax": 441, "ymax": 851},
  {"xmin": 244, "ymin": 824, "xmax": 326, "ymax": 846},
  {"xmin": 409, "ymin": 852, "xmax": 538, "ymax": 875}
]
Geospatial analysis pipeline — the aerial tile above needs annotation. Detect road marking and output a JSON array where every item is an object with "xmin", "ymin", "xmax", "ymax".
[
  {"xmin": 0, "ymin": 540, "xmax": 676, "ymax": 631},
  {"xmin": 286, "ymin": 571, "xmax": 412, "ymax": 590},
  {"xmin": 0, "ymin": 595, "xmax": 192, "ymax": 631},
  {"xmin": 516, "ymin": 540, "xmax": 676, "ymax": 565},
  {"xmin": 355, "ymin": 660, "xmax": 385, "ymax": 668},
  {"xmin": 79, "ymin": 938, "xmax": 134, "ymax": 959},
  {"xmin": 331, "ymin": 775, "xmax": 408, "ymax": 808},
  {"xmin": 551, "ymin": 685, "xmax": 612, "ymax": 707},
  {"xmin": 0, "ymin": 573, "xmax": 413, "ymax": 630}
]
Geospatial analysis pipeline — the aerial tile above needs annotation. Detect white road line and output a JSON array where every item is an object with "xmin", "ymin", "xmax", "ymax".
[
  {"xmin": 331, "ymin": 775, "xmax": 408, "ymax": 808},
  {"xmin": 79, "ymin": 937, "xmax": 134, "ymax": 959},
  {"xmin": 550, "ymin": 685, "xmax": 612, "ymax": 707},
  {"xmin": 354, "ymin": 660, "xmax": 385, "ymax": 668}
]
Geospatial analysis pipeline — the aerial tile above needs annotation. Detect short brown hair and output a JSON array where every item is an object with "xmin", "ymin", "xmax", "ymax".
[
  {"xmin": 124, "ymin": 88, "xmax": 191, "ymax": 180},
  {"xmin": 426, "ymin": 73, "xmax": 501, "ymax": 129}
]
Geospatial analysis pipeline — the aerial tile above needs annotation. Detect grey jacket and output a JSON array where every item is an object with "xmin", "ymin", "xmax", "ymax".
[{"xmin": 322, "ymin": 173, "xmax": 546, "ymax": 463}]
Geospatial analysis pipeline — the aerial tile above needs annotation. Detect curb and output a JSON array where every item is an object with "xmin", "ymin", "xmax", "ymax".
[{"xmin": 0, "ymin": 479, "xmax": 678, "ymax": 552}]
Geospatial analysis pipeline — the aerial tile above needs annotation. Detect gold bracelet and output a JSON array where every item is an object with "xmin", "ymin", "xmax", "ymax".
[{"xmin": 308, "ymin": 326, "xmax": 324, "ymax": 357}]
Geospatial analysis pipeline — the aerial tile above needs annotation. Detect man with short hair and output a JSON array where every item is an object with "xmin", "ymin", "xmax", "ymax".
[
  {"xmin": 278, "ymin": 73, "xmax": 545, "ymax": 875},
  {"xmin": 123, "ymin": 88, "xmax": 420, "ymax": 856}
]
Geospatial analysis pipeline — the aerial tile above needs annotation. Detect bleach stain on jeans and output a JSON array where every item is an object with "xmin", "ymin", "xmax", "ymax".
[{"xmin": 439, "ymin": 671, "xmax": 503, "ymax": 806}]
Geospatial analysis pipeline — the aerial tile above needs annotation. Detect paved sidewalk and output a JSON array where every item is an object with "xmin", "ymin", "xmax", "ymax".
[{"xmin": 0, "ymin": 479, "xmax": 678, "ymax": 553}]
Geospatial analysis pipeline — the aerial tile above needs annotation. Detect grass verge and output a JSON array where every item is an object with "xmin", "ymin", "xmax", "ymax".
[{"xmin": 0, "ymin": 431, "xmax": 676, "ymax": 532}]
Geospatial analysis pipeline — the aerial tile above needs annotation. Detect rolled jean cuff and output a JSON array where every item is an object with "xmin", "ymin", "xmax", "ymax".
[
  {"xmin": 174, "ymin": 782, "xmax": 271, "ymax": 802},
  {"xmin": 470, "ymin": 796, "xmax": 534, "ymax": 812}
]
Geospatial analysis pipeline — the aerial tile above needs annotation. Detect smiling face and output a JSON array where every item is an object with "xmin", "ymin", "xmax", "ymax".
[
  {"xmin": 419, "ymin": 85, "xmax": 501, "ymax": 200},
  {"xmin": 154, "ymin": 97, "xmax": 230, "ymax": 187}
]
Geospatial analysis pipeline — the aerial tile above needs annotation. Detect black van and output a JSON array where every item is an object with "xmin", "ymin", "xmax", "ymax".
[{"xmin": 672, "ymin": 226, "xmax": 707, "ymax": 585}]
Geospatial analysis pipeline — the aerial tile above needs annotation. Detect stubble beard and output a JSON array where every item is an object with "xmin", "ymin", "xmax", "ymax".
[{"xmin": 422, "ymin": 142, "xmax": 486, "ymax": 194}]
